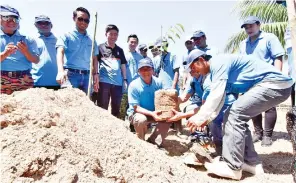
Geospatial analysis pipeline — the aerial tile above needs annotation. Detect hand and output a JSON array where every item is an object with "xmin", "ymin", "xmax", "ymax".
[
  {"xmin": 151, "ymin": 110, "xmax": 164, "ymax": 122},
  {"xmin": 186, "ymin": 116, "xmax": 207, "ymax": 133},
  {"xmin": 3, "ymin": 43, "xmax": 17, "ymax": 56},
  {"xmin": 167, "ymin": 109, "xmax": 184, "ymax": 122},
  {"xmin": 123, "ymin": 80, "xmax": 128, "ymax": 92},
  {"xmin": 17, "ymin": 41, "xmax": 30, "ymax": 56},
  {"xmin": 93, "ymin": 74, "xmax": 99, "ymax": 92},
  {"xmin": 56, "ymin": 70, "xmax": 67, "ymax": 84}
]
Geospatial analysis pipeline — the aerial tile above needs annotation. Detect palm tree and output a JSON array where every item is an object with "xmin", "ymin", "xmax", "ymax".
[{"xmin": 225, "ymin": 0, "xmax": 288, "ymax": 53}]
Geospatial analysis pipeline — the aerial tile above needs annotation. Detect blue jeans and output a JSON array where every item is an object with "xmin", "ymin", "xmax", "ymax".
[
  {"xmin": 67, "ymin": 71, "xmax": 90, "ymax": 94},
  {"xmin": 97, "ymin": 82, "xmax": 123, "ymax": 117},
  {"xmin": 222, "ymin": 85, "xmax": 292, "ymax": 170}
]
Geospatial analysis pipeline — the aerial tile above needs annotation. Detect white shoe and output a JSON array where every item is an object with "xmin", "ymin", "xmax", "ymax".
[
  {"xmin": 242, "ymin": 163, "xmax": 264, "ymax": 175},
  {"xmin": 205, "ymin": 161, "xmax": 242, "ymax": 180}
]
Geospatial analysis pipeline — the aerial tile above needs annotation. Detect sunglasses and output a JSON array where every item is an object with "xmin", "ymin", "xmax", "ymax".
[
  {"xmin": 77, "ymin": 17, "xmax": 90, "ymax": 24},
  {"xmin": 140, "ymin": 48, "xmax": 147, "ymax": 52},
  {"xmin": 1, "ymin": 16, "xmax": 19, "ymax": 23},
  {"xmin": 151, "ymin": 48, "xmax": 158, "ymax": 52},
  {"xmin": 36, "ymin": 21, "xmax": 51, "ymax": 26},
  {"xmin": 192, "ymin": 37, "xmax": 202, "ymax": 41}
]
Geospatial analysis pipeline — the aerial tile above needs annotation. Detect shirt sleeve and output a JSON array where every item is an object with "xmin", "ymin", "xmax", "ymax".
[
  {"xmin": 128, "ymin": 84, "xmax": 140, "ymax": 114},
  {"xmin": 172, "ymin": 54, "xmax": 180, "ymax": 70},
  {"xmin": 120, "ymin": 48, "xmax": 127, "ymax": 65},
  {"xmin": 97, "ymin": 44, "xmax": 103, "ymax": 61},
  {"xmin": 185, "ymin": 77, "xmax": 194, "ymax": 95},
  {"xmin": 26, "ymin": 37, "xmax": 39, "ymax": 56},
  {"xmin": 94, "ymin": 40, "xmax": 99, "ymax": 56},
  {"xmin": 268, "ymin": 34, "xmax": 285, "ymax": 59},
  {"xmin": 56, "ymin": 34, "xmax": 68, "ymax": 50},
  {"xmin": 190, "ymin": 79, "xmax": 227, "ymax": 124}
]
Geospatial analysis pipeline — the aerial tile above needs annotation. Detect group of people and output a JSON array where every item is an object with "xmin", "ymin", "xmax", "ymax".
[{"xmin": 1, "ymin": 4, "xmax": 296, "ymax": 181}]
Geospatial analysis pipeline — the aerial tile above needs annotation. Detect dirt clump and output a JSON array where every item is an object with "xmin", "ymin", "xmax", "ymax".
[
  {"xmin": 0, "ymin": 88, "xmax": 199, "ymax": 183},
  {"xmin": 154, "ymin": 89, "xmax": 179, "ymax": 120}
]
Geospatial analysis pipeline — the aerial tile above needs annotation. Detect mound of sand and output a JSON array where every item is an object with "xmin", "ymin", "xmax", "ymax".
[{"xmin": 0, "ymin": 88, "xmax": 199, "ymax": 183}]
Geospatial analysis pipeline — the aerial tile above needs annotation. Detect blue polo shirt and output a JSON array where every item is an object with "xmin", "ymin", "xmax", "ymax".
[
  {"xmin": 98, "ymin": 43, "xmax": 127, "ymax": 86},
  {"xmin": 239, "ymin": 31, "xmax": 285, "ymax": 65},
  {"xmin": 210, "ymin": 54, "xmax": 292, "ymax": 94},
  {"xmin": 127, "ymin": 76, "xmax": 163, "ymax": 117},
  {"xmin": 158, "ymin": 52, "xmax": 180, "ymax": 90},
  {"xmin": 56, "ymin": 30, "xmax": 98, "ymax": 70},
  {"xmin": 31, "ymin": 33, "xmax": 58, "ymax": 86},
  {"xmin": 125, "ymin": 50, "xmax": 143, "ymax": 85},
  {"xmin": 1, "ymin": 30, "xmax": 39, "ymax": 71}
]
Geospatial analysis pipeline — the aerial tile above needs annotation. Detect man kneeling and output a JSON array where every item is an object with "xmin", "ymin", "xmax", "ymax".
[{"xmin": 127, "ymin": 58, "xmax": 171, "ymax": 147}]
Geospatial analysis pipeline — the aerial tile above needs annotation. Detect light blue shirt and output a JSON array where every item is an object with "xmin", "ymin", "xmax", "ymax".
[
  {"xmin": 210, "ymin": 54, "xmax": 292, "ymax": 94},
  {"xmin": 1, "ymin": 30, "xmax": 39, "ymax": 71},
  {"xmin": 125, "ymin": 50, "xmax": 143, "ymax": 85},
  {"xmin": 56, "ymin": 30, "xmax": 98, "ymax": 70},
  {"xmin": 31, "ymin": 33, "xmax": 58, "ymax": 86},
  {"xmin": 127, "ymin": 76, "xmax": 163, "ymax": 117},
  {"xmin": 239, "ymin": 31, "xmax": 285, "ymax": 65},
  {"xmin": 157, "ymin": 52, "xmax": 180, "ymax": 90}
]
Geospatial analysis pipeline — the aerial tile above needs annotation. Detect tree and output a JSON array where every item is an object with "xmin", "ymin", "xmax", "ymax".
[{"xmin": 225, "ymin": 0, "xmax": 288, "ymax": 53}]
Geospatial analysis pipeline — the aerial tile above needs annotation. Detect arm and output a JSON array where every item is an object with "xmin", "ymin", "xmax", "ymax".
[
  {"xmin": 188, "ymin": 80, "xmax": 227, "ymax": 125},
  {"xmin": 0, "ymin": 43, "xmax": 17, "ymax": 62},
  {"xmin": 121, "ymin": 64, "xmax": 127, "ymax": 80},
  {"xmin": 274, "ymin": 56, "xmax": 283, "ymax": 71},
  {"xmin": 17, "ymin": 41, "xmax": 39, "ymax": 63},
  {"xmin": 172, "ymin": 68, "xmax": 179, "ymax": 89},
  {"xmin": 134, "ymin": 105, "xmax": 154, "ymax": 117},
  {"xmin": 178, "ymin": 92, "xmax": 191, "ymax": 103},
  {"xmin": 57, "ymin": 47, "xmax": 65, "ymax": 73}
]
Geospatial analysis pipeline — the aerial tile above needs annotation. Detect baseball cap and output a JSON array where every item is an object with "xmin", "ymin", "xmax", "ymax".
[
  {"xmin": 241, "ymin": 16, "xmax": 261, "ymax": 28},
  {"xmin": 0, "ymin": 5, "xmax": 20, "ymax": 17},
  {"xmin": 138, "ymin": 57, "xmax": 154, "ymax": 70},
  {"xmin": 191, "ymin": 30, "xmax": 205, "ymax": 39},
  {"xmin": 185, "ymin": 49, "xmax": 211, "ymax": 72},
  {"xmin": 35, "ymin": 15, "xmax": 51, "ymax": 23},
  {"xmin": 138, "ymin": 44, "xmax": 147, "ymax": 51}
]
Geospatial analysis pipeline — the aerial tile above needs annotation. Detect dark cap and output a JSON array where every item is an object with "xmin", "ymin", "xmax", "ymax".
[
  {"xmin": 35, "ymin": 15, "xmax": 51, "ymax": 23},
  {"xmin": 0, "ymin": 5, "xmax": 20, "ymax": 17}
]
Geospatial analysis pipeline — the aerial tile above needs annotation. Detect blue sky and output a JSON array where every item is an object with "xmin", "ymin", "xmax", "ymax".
[{"xmin": 2, "ymin": 0, "xmax": 243, "ymax": 58}]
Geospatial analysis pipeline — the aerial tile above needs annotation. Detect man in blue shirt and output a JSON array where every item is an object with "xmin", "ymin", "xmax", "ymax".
[
  {"xmin": 128, "ymin": 57, "xmax": 170, "ymax": 146},
  {"xmin": 56, "ymin": 7, "xmax": 99, "ymax": 94},
  {"xmin": 191, "ymin": 30, "xmax": 219, "ymax": 56},
  {"xmin": 239, "ymin": 16, "xmax": 285, "ymax": 146},
  {"xmin": 185, "ymin": 50, "xmax": 293, "ymax": 180},
  {"xmin": 94, "ymin": 24, "xmax": 127, "ymax": 117},
  {"xmin": 0, "ymin": 5, "xmax": 39, "ymax": 95},
  {"xmin": 125, "ymin": 34, "xmax": 143, "ymax": 85},
  {"xmin": 31, "ymin": 15, "xmax": 59, "ymax": 90}
]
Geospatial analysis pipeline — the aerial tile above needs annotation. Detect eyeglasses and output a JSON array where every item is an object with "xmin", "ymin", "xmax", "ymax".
[
  {"xmin": 1, "ymin": 16, "xmax": 19, "ymax": 23},
  {"xmin": 151, "ymin": 48, "xmax": 158, "ymax": 52},
  {"xmin": 36, "ymin": 21, "xmax": 51, "ymax": 26},
  {"xmin": 77, "ymin": 17, "xmax": 90, "ymax": 24},
  {"xmin": 140, "ymin": 49, "xmax": 147, "ymax": 52}
]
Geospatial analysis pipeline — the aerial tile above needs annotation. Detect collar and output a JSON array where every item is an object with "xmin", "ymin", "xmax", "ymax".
[
  {"xmin": 73, "ymin": 29, "xmax": 88, "ymax": 37},
  {"xmin": 105, "ymin": 42, "xmax": 118, "ymax": 49},
  {"xmin": 140, "ymin": 76, "xmax": 154, "ymax": 87},
  {"xmin": 0, "ymin": 29, "xmax": 21, "ymax": 36},
  {"xmin": 247, "ymin": 31, "xmax": 264, "ymax": 42},
  {"xmin": 38, "ymin": 32, "xmax": 54, "ymax": 38}
]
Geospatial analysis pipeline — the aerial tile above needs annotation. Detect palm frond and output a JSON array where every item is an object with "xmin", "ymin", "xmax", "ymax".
[
  {"xmin": 176, "ymin": 23, "xmax": 185, "ymax": 32},
  {"xmin": 224, "ymin": 30, "xmax": 247, "ymax": 53}
]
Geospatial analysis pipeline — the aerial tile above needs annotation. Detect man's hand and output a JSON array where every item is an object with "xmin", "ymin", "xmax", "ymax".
[
  {"xmin": 187, "ymin": 116, "xmax": 207, "ymax": 133},
  {"xmin": 151, "ymin": 110, "xmax": 164, "ymax": 122},
  {"xmin": 56, "ymin": 70, "xmax": 67, "ymax": 84},
  {"xmin": 3, "ymin": 43, "xmax": 17, "ymax": 56},
  {"xmin": 17, "ymin": 41, "xmax": 30, "ymax": 56},
  {"xmin": 167, "ymin": 109, "xmax": 184, "ymax": 122},
  {"xmin": 123, "ymin": 80, "xmax": 128, "ymax": 92},
  {"xmin": 93, "ymin": 74, "xmax": 99, "ymax": 92}
]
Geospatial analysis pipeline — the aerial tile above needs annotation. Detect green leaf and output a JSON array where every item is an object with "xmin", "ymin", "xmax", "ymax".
[{"xmin": 176, "ymin": 23, "xmax": 185, "ymax": 32}]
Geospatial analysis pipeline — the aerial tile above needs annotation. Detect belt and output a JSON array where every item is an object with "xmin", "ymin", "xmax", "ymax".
[
  {"xmin": 66, "ymin": 68, "xmax": 90, "ymax": 75},
  {"xmin": 1, "ymin": 70, "xmax": 31, "ymax": 78}
]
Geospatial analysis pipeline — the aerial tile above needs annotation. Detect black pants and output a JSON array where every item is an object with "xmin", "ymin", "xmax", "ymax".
[
  {"xmin": 34, "ymin": 86, "xmax": 60, "ymax": 90},
  {"xmin": 292, "ymin": 84, "xmax": 295, "ymax": 106},
  {"xmin": 252, "ymin": 106, "xmax": 277, "ymax": 137}
]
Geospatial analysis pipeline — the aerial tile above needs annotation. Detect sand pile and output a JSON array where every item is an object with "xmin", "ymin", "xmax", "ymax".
[{"xmin": 0, "ymin": 88, "xmax": 199, "ymax": 183}]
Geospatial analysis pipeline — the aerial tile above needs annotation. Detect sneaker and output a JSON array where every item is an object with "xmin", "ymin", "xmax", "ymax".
[
  {"xmin": 205, "ymin": 160, "xmax": 242, "ymax": 180},
  {"xmin": 242, "ymin": 163, "xmax": 264, "ymax": 175},
  {"xmin": 252, "ymin": 133, "xmax": 262, "ymax": 143},
  {"xmin": 261, "ymin": 136, "xmax": 273, "ymax": 147}
]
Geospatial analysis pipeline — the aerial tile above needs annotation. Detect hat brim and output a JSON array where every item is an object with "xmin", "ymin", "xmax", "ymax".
[
  {"xmin": 35, "ymin": 19, "xmax": 51, "ymax": 23},
  {"xmin": 138, "ymin": 64, "xmax": 153, "ymax": 70},
  {"xmin": 0, "ymin": 12, "xmax": 19, "ymax": 17},
  {"xmin": 241, "ymin": 21, "xmax": 260, "ymax": 28}
]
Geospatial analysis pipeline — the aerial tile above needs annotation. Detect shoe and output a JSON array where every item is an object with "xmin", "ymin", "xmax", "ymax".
[
  {"xmin": 252, "ymin": 133, "xmax": 262, "ymax": 143},
  {"xmin": 261, "ymin": 136, "xmax": 273, "ymax": 147},
  {"xmin": 205, "ymin": 160, "xmax": 242, "ymax": 180},
  {"xmin": 147, "ymin": 138, "xmax": 164, "ymax": 149},
  {"xmin": 242, "ymin": 163, "xmax": 264, "ymax": 175}
]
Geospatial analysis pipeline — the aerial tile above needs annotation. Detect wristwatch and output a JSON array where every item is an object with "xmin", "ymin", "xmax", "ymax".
[{"xmin": 124, "ymin": 79, "xmax": 127, "ymax": 81}]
